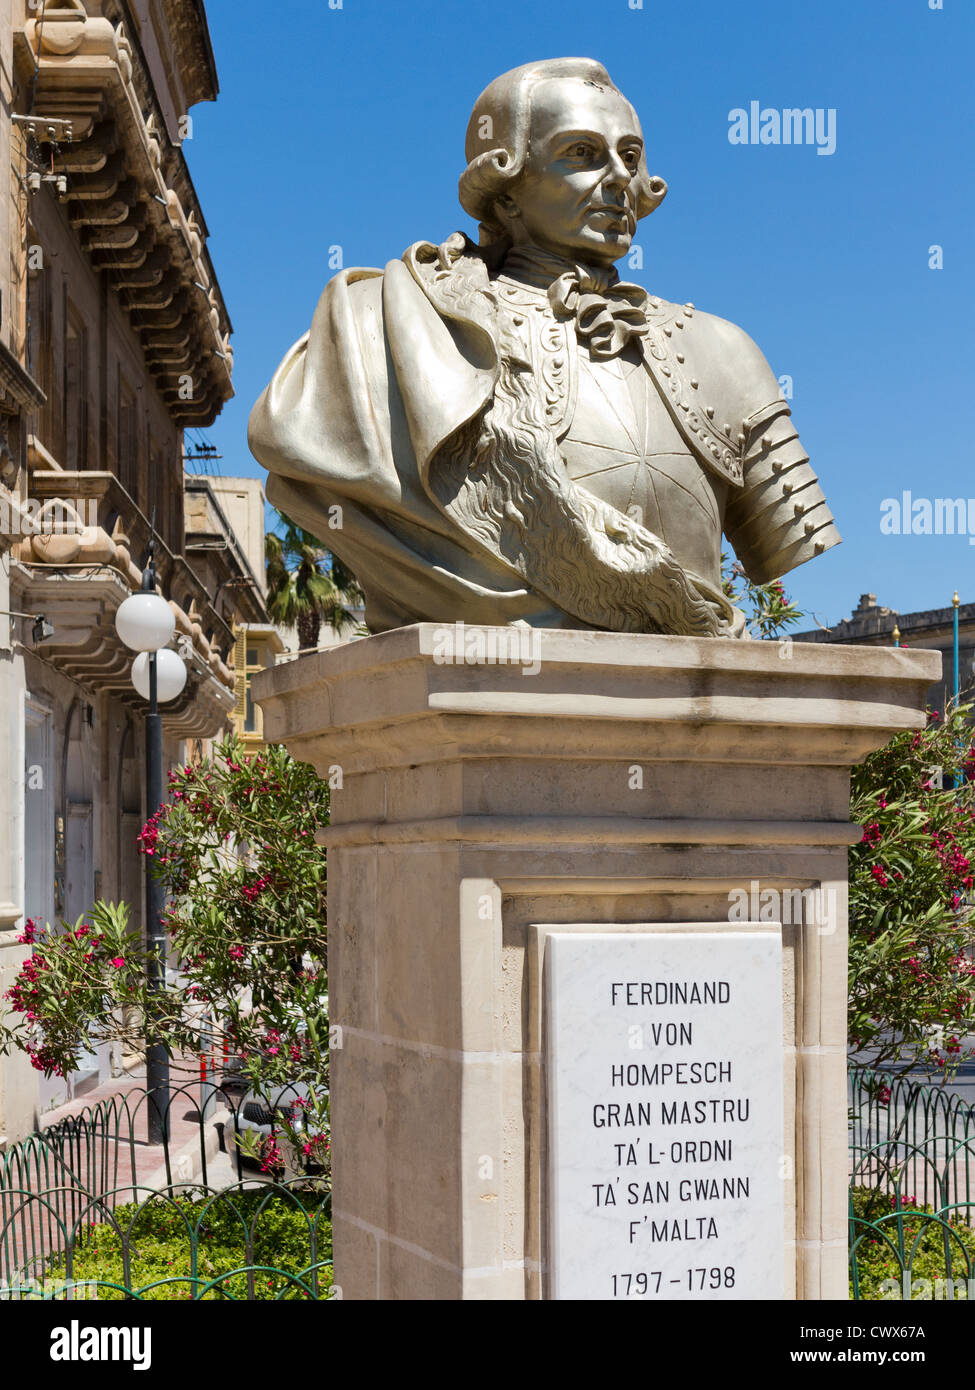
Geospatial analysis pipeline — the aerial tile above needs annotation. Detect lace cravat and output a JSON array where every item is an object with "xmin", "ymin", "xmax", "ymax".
[{"xmin": 502, "ymin": 244, "xmax": 649, "ymax": 360}]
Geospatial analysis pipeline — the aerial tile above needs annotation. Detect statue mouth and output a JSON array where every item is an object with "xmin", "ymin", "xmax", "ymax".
[{"xmin": 586, "ymin": 204, "xmax": 633, "ymax": 231}]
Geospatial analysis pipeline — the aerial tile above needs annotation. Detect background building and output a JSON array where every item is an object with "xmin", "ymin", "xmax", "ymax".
[
  {"xmin": 795, "ymin": 593, "xmax": 975, "ymax": 712},
  {"xmin": 0, "ymin": 2, "xmax": 261, "ymax": 1141},
  {"xmin": 185, "ymin": 473, "xmax": 284, "ymax": 752}
]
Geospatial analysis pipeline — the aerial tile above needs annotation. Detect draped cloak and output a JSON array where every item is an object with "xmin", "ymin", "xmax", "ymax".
[{"xmin": 248, "ymin": 236, "xmax": 840, "ymax": 633}]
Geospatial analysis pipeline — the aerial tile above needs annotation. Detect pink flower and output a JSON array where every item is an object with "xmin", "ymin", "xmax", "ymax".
[{"xmin": 110, "ymin": 957, "xmax": 125, "ymax": 969}]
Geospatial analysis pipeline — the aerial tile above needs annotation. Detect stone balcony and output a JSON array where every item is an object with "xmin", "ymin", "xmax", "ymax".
[{"xmin": 8, "ymin": 465, "xmax": 236, "ymax": 738}]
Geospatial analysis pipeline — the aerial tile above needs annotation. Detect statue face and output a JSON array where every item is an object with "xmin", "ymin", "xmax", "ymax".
[{"xmin": 504, "ymin": 79, "xmax": 644, "ymax": 267}]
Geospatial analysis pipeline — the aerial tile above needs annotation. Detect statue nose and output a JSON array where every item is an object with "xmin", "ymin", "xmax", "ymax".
[{"xmin": 603, "ymin": 153, "xmax": 631, "ymax": 192}]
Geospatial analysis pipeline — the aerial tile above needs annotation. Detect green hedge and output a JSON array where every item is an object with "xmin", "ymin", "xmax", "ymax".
[
  {"xmin": 47, "ymin": 1188, "xmax": 332, "ymax": 1301},
  {"xmin": 850, "ymin": 1186, "xmax": 975, "ymax": 1300}
]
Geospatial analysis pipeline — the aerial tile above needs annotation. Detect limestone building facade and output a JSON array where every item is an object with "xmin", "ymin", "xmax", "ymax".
[{"xmin": 0, "ymin": 2, "xmax": 260, "ymax": 1141}]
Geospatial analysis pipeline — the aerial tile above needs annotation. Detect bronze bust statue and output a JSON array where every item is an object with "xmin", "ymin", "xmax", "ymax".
[{"xmin": 249, "ymin": 57, "xmax": 840, "ymax": 636}]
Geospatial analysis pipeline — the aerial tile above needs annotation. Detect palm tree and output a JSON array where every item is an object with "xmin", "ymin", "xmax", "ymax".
[{"xmin": 265, "ymin": 513, "xmax": 364, "ymax": 651}]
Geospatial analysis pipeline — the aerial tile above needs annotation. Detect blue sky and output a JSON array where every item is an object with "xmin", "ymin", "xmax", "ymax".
[{"xmin": 184, "ymin": 0, "xmax": 973, "ymax": 628}]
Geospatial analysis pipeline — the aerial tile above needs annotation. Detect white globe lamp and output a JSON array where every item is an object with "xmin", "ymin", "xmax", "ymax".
[
  {"xmin": 132, "ymin": 648, "xmax": 187, "ymax": 703},
  {"xmin": 115, "ymin": 592, "xmax": 175, "ymax": 653}
]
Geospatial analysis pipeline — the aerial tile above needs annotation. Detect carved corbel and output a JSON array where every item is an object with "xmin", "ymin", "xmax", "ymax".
[
  {"xmin": 185, "ymin": 211, "xmax": 203, "ymax": 261},
  {"xmin": 111, "ymin": 246, "xmax": 170, "ymax": 292},
  {"xmin": 67, "ymin": 176, "xmax": 138, "ymax": 225},
  {"xmin": 140, "ymin": 318, "xmax": 193, "ymax": 353},
  {"xmin": 114, "ymin": 21, "xmax": 133, "ymax": 83},
  {"xmin": 53, "ymin": 121, "xmax": 119, "ymax": 176},
  {"xmin": 82, "ymin": 201, "xmax": 147, "ymax": 252},
  {"xmin": 26, "ymin": 3, "xmax": 116, "ymax": 59},
  {"xmin": 30, "ymin": 498, "xmax": 85, "ymax": 564},
  {"xmin": 143, "ymin": 113, "xmax": 163, "ymax": 173},
  {"xmin": 133, "ymin": 288, "xmax": 191, "ymax": 330},
  {"xmin": 90, "ymin": 224, "xmax": 153, "ymax": 271}
]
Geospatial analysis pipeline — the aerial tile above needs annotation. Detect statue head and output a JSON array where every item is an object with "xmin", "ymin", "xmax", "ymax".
[{"xmin": 460, "ymin": 58, "xmax": 667, "ymax": 268}]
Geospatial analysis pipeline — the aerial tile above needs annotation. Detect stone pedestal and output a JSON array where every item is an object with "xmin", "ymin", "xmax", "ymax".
[{"xmin": 254, "ymin": 626, "xmax": 938, "ymax": 1301}]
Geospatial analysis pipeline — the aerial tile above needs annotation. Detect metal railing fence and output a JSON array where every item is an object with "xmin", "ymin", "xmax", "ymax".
[
  {"xmin": 0, "ymin": 1081, "xmax": 332, "ymax": 1300},
  {"xmin": 6, "ymin": 1065, "xmax": 975, "ymax": 1299},
  {"xmin": 849, "ymin": 1064, "xmax": 975, "ymax": 1299}
]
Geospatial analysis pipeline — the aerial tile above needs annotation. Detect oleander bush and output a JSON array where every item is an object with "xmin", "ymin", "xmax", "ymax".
[
  {"xmin": 849, "ymin": 704, "xmax": 975, "ymax": 1079},
  {"xmin": 0, "ymin": 735, "xmax": 331, "ymax": 1176}
]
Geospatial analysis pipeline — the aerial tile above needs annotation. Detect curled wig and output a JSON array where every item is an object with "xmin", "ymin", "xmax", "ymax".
[{"xmin": 459, "ymin": 58, "xmax": 667, "ymax": 247}]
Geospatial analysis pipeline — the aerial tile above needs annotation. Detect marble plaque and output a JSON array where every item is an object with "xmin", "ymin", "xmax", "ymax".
[{"xmin": 545, "ymin": 927, "xmax": 785, "ymax": 1300}]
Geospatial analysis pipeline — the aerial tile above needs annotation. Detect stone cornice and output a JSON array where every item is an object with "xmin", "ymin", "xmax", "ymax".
[
  {"xmin": 161, "ymin": 0, "xmax": 219, "ymax": 106},
  {"xmin": 323, "ymin": 814, "xmax": 864, "ymax": 851},
  {"xmin": 254, "ymin": 625, "xmax": 942, "ymax": 785},
  {"xmin": 15, "ymin": 8, "xmax": 233, "ymax": 426}
]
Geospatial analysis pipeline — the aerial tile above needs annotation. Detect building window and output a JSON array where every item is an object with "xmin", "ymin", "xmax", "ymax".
[
  {"xmin": 234, "ymin": 633, "xmax": 269, "ymax": 740},
  {"xmin": 63, "ymin": 297, "xmax": 88, "ymax": 469},
  {"xmin": 23, "ymin": 697, "xmax": 55, "ymax": 930},
  {"xmin": 118, "ymin": 373, "xmax": 138, "ymax": 499}
]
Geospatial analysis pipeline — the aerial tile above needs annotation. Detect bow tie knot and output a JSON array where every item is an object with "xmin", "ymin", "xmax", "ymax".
[
  {"xmin": 500, "ymin": 244, "xmax": 650, "ymax": 360},
  {"xmin": 547, "ymin": 269, "xmax": 649, "ymax": 359}
]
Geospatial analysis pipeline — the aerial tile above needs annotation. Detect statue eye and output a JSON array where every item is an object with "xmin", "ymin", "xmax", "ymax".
[{"xmin": 571, "ymin": 142, "xmax": 594, "ymax": 159}]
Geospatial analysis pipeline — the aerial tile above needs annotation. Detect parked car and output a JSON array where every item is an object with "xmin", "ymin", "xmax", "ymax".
[{"xmin": 220, "ymin": 1080, "xmax": 328, "ymax": 1176}]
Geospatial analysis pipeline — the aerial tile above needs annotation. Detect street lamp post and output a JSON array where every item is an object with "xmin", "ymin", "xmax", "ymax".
[{"xmin": 115, "ymin": 540, "xmax": 187, "ymax": 1145}]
